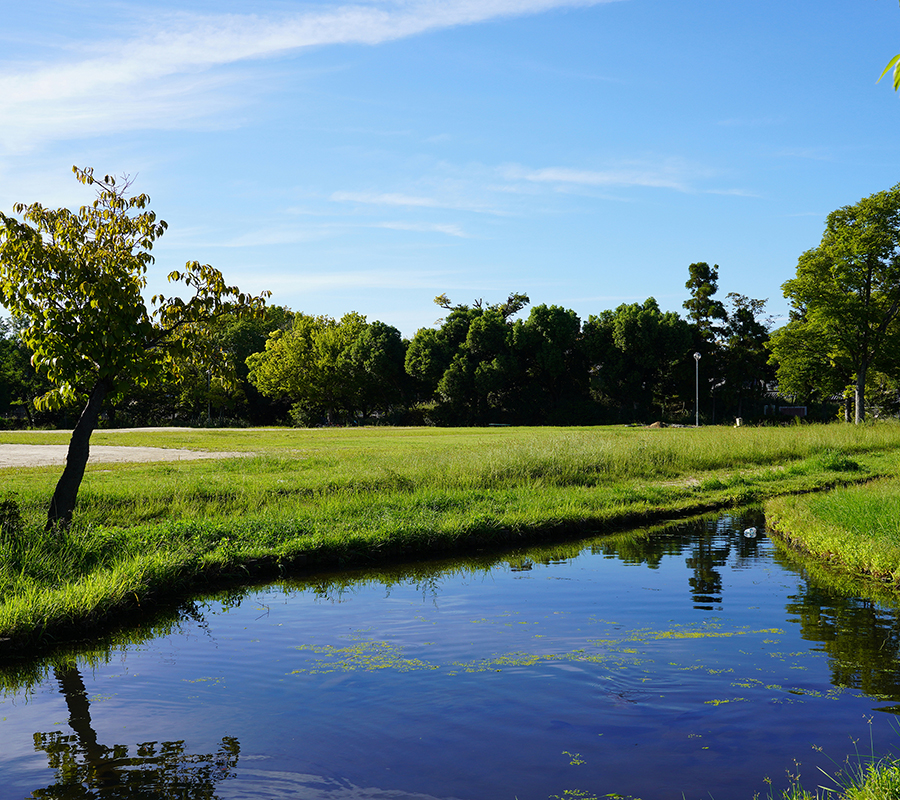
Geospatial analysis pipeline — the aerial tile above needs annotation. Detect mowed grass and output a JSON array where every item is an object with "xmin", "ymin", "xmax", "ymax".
[{"xmin": 3, "ymin": 422, "xmax": 900, "ymax": 651}]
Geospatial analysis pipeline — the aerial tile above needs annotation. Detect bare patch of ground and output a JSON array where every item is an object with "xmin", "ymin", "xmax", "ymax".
[{"xmin": 0, "ymin": 444, "xmax": 246, "ymax": 469}]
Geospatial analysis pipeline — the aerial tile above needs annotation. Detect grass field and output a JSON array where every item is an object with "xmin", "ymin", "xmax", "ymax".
[{"xmin": 3, "ymin": 422, "xmax": 900, "ymax": 652}]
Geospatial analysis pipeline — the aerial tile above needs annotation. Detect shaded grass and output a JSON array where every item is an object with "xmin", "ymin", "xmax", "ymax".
[{"xmin": 3, "ymin": 423, "xmax": 900, "ymax": 652}]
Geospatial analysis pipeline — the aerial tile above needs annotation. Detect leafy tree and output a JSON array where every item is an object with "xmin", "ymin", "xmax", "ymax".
[
  {"xmin": 162, "ymin": 304, "xmax": 293, "ymax": 424},
  {"xmin": 345, "ymin": 320, "xmax": 408, "ymax": 416},
  {"xmin": 405, "ymin": 326, "xmax": 451, "ymax": 401},
  {"xmin": 584, "ymin": 298, "xmax": 693, "ymax": 421},
  {"xmin": 406, "ymin": 293, "xmax": 531, "ymax": 424},
  {"xmin": 719, "ymin": 293, "xmax": 773, "ymax": 418},
  {"xmin": 247, "ymin": 311, "xmax": 404, "ymax": 424},
  {"xmin": 0, "ymin": 167, "xmax": 268, "ymax": 528},
  {"xmin": 1, "ymin": 315, "xmax": 51, "ymax": 425},
  {"xmin": 511, "ymin": 304, "xmax": 587, "ymax": 422},
  {"xmin": 434, "ymin": 291, "xmax": 530, "ymax": 320},
  {"xmin": 772, "ymin": 186, "xmax": 900, "ymax": 423},
  {"xmin": 767, "ymin": 312, "xmax": 852, "ymax": 417},
  {"xmin": 683, "ymin": 262, "xmax": 727, "ymax": 342},
  {"xmin": 437, "ymin": 308, "xmax": 514, "ymax": 424}
]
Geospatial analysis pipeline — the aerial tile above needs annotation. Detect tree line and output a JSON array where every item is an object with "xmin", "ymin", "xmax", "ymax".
[{"xmin": 2, "ymin": 261, "xmax": 775, "ymax": 429}]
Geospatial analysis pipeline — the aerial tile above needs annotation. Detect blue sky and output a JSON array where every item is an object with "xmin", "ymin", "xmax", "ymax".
[{"xmin": 3, "ymin": 0, "xmax": 900, "ymax": 337}]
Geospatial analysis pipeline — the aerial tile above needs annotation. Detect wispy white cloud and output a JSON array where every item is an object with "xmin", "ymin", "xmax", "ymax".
[
  {"xmin": 0, "ymin": 0, "xmax": 623, "ymax": 153},
  {"xmin": 500, "ymin": 160, "xmax": 698, "ymax": 192},
  {"xmin": 375, "ymin": 220, "xmax": 469, "ymax": 237},
  {"xmin": 331, "ymin": 191, "xmax": 452, "ymax": 209},
  {"xmin": 704, "ymin": 187, "xmax": 762, "ymax": 198},
  {"xmin": 330, "ymin": 189, "xmax": 500, "ymax": 214},
  {"xmin": 197, "ymin": 217, "xmax": 469, "ymax": 247},
  {"xmin": 240, "ymin": 268, "xmax": 454, "ymax": 293}
]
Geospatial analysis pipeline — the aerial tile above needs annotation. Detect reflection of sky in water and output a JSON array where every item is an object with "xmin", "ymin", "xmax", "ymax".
[{"xmin": 3, "ymin": 512, "xmax": 900, "ymax": 800}]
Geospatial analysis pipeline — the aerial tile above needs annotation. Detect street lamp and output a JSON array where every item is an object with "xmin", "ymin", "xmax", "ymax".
[{"xmin": 693, "ymin": 352, "xmax": 701, "ymax": 427}]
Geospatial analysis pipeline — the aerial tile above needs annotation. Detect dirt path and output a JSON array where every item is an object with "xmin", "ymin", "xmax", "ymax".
[{"xmin": 0, "ymin": 444, "xmax": 245, "ymax": 468}]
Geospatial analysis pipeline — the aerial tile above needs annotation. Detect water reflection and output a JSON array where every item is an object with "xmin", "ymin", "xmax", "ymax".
[
  {"xmin": 770, "ymin": 544, "xmax": 900, "ymax": 707},
  {"xmin": 30, "ymin": 663, "xmax": 239, "ymax": 799},
  {"xmin": 285, "ymin": 511, "xmax": 769, "ymax": 611}
]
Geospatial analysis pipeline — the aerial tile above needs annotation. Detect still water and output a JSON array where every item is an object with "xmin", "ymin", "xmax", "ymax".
[{"xmin": 3, "ymin": 512, "xmax": 900, "ymax": 800}]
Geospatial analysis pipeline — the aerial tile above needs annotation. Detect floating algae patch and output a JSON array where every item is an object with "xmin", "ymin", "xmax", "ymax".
[
  {"xmin": 284, "ymin": 619, "xmax": 823, "ymax": 686},
  {"xmin": 292, "ymin": 638, "xmax": 439, "ymax": 674}
]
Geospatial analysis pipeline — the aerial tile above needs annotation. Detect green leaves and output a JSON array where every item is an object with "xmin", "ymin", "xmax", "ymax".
[
  {"xmin": 878, "ymin": 54, "xmax": 900, "ymax": 91},
  {"xmin": 772, "ymin": 184, "xmax": 900, "ymax": 421},
  {"xmin": 0, "ymin": 166, "xmax": 268, "ymax": 407}
]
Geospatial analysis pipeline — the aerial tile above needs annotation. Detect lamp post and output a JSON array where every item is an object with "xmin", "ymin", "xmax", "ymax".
[{"xmin": 693, "ymin": 352, "xmax": 701, "ymax": 427}]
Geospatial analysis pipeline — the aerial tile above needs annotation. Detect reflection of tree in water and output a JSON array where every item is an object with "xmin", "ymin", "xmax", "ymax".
[
  {"xmin": 592, "ymin": 512, "xmax": 765, "ymax": 609},
  {"xmin": 684, "ymin": 534, "xmax": 729, "ymax": 608},
  {"xmin": 31, "ymin": 663, "xmax": 239, "ymax": 799},
  {"xmin": 783, "ymin": 581, "xmax": 900, "ymax": 704},
  {"xmin": 208, "ymin": 512, "xmax": 769, "ymax": 618}
]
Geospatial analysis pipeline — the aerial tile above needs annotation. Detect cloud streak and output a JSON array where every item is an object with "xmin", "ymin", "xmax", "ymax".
[
  {"xmin": 330, "ymin": 190, "xmax": 501, "ymax": 215},
  {"xmin": 0, "ymin": 0, "xmax": 623, "ymax": 153},
  {"xmin": 500, "ymin": 161, "xmax": 697, "ymax": 192}
]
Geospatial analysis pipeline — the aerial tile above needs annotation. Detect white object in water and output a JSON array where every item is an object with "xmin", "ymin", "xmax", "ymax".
[{"xmin": 743, "ymin": 527, "xmax": 758, "ymax": 538}]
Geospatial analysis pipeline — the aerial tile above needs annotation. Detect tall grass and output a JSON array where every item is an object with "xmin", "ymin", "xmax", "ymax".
[
  {"xmin": 763, "ymin": 721, "xmax": 900, "ymax": 800},
  {"xmin": 5, "ymin": 423, "xmax": 899, "ymax": 528}
]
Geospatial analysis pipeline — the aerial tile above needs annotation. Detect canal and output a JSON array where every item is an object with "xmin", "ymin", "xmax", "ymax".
[{"xmin": 2, "ymin": 511, "xmax": 899, "ymax": 799}]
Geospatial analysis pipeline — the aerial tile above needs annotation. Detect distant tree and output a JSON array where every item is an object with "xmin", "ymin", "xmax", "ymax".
[
  {"xmin": 247, "ymin": 312, "xmax": 404, "ymax": 424},
  {"xmin": 0, "ymin": 167, "xmax": 268, "ymax": 528},
  {"xmin": 767, "ymin": 309, "xmax": 854, "ymax": 420},
  {"xmin": 405, "ymin": 293, "xmax": 531, "ymax": 424},
  {"xmin": 772, "ymin": 186, "xmax": 900, "ymax": 423},
  {"xmin": 165, "ymin": 304, "xmax": 293, "ymax": 424},
  {"xmin": 344, "ymin": 320, "xmax": 408, "ymax": 417},
  {"xmin": 584, "ymin": 298, "xmax": 692, "ymax": 421},
  {"xmin": 719, "ymin": 293, "xmax": 773, "ymax": 418},
  {"xmin": 437, "ymin": 308, "xmax": 514, "ymax": 424},
  {"xmin": 247, "ymin": 312, "xmax": 358, "ymax": 424},
  {"xmin": 683, "ymin": 262, "xmax": 727, "ymax": 342},
  {"xmin": 435, "ymin": 291, "xmax": 530, "ymax": 320},
  {"xmin": 0, "ymin": 316, "xmax": 51, "ymax": 425},
  {"xmin": 511, "ymin": 304, "xmax": 587, "ymax": 422},
  {"xmin": 405, "ymin": 327, "xmax": 451, "ymax": 401}
]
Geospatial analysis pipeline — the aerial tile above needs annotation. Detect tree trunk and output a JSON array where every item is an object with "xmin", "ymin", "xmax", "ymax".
[
  {"xmin": 46, "ymin": 379, "xmax": 110, "ymax": 530},
  {"xmin": 855, "ymin": 363, "xmax": 867, "ymax": 425}
]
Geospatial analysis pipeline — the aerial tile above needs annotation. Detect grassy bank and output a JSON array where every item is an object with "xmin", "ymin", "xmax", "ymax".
[
  {"xmin": 3, "ymin": 423, "xmax": 900, "ymax": 653},
  {"xmin": 766, "ymin": 476, "xmax": 900, "ymax": 583}
]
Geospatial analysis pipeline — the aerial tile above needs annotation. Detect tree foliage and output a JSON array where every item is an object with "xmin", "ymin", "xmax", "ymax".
[
  {"xmin": 0, "ymin": 167, "xmax": 268, "ymax": 526},
  {"xmin": 769, "ymin": 184, "xmax": 900, "ymax": 423},
  {"xmin": 247, "ymin": 312, "xmax": 407, "ymax": 424},
  {"xmin": 683, "ymin": 262, "xmax": 727, "ymax": 341},
  {"xmin": 584, "ymin": 298, "xmax": 694, "ymax": 420}
]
